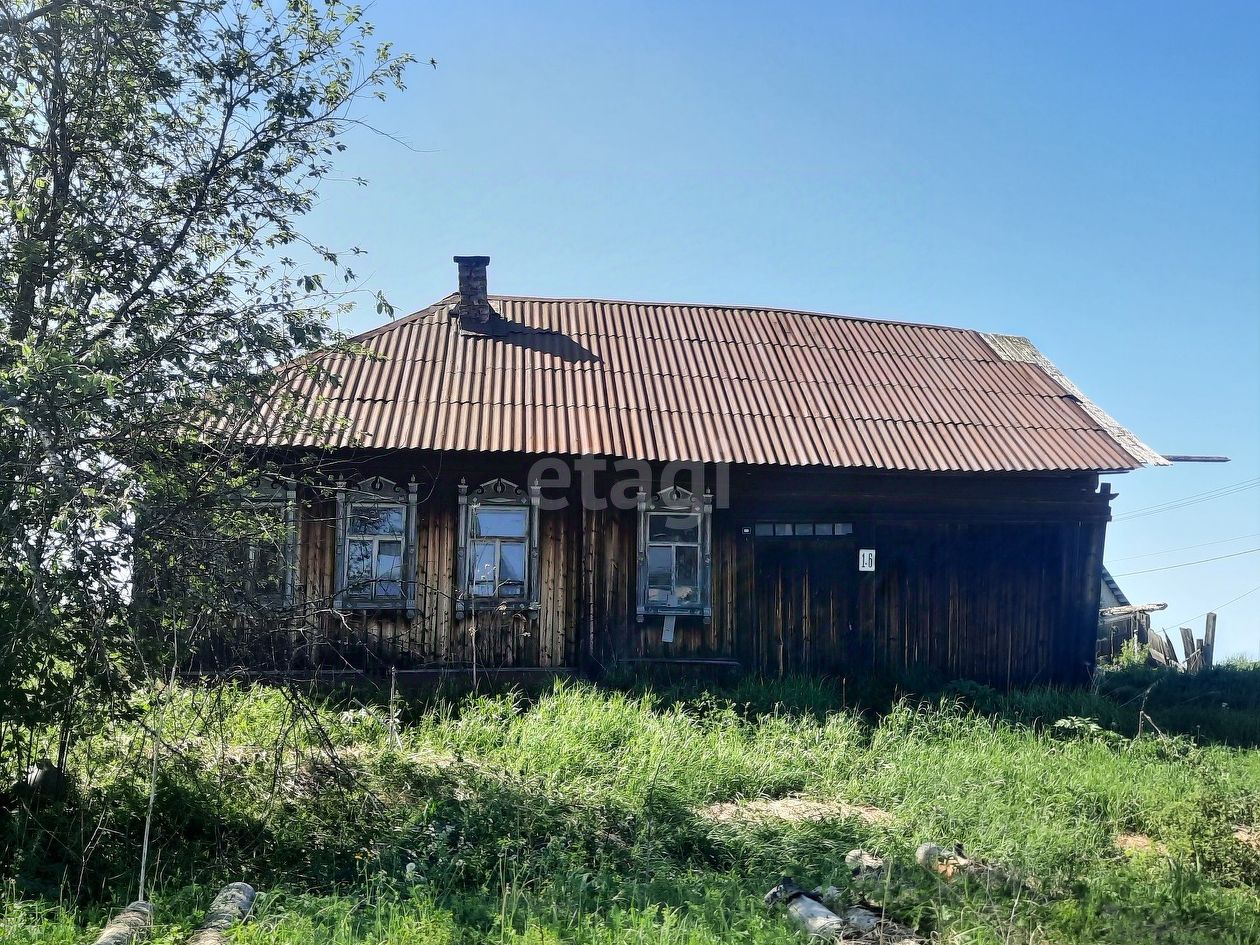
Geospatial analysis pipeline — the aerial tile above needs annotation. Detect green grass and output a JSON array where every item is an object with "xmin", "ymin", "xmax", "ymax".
[{"xmin": 3, "ymin": 665, "xmax": 1260, "ymax": 943}]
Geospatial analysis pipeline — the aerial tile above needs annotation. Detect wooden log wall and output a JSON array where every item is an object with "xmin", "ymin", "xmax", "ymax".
[
  {"xmin": 213, "ymin": 452, "xmax": 1110, "ymax": 685},
  {"xmin": 616, "ymin": 518, "xmax": 1103, "ymax": 685},
  {"xmin": 605, "ymin": 465, "xmax": 1109, "ymax": 685},
  {"xmin": 285, "ymin": 486, "xmax": 580, "ymax": 672}
]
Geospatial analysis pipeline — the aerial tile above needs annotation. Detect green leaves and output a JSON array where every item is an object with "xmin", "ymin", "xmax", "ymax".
[{"xmin": 0, "ymin": 0, "xmax": 411, "ymax": 757}]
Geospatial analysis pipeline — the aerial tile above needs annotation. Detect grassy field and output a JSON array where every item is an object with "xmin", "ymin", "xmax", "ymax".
[{"xmin": 3, "ymin": 665, "xmax": 1260, "ymax": 944}]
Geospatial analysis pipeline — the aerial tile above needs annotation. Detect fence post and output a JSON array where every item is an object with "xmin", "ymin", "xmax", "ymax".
[{"xmin": 1204, "ymin": 613, "xmax": 1217, "ymax": 668}]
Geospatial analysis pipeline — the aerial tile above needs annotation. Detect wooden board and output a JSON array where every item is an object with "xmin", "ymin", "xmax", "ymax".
[{"xmin": 199, "ymin": 454, "xmax": 1111, "ymax": 684}]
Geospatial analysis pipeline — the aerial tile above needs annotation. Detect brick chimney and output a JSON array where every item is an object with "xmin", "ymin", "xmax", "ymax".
[{"xmin": 453, "ymin": 255, "xmax": 492, "ymax": 328}]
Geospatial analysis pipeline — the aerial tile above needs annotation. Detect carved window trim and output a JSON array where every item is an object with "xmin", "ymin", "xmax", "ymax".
[
  {"xmin": 456, "ymin": 477, "xmax": 541, "ymax": 618},
  {"xmin": 636, "ymin": 486, "xmax": 713, "ymax": 622},
  {"xmin": 334, "ymin": 476, "xmax": 418, "ymax": 614}
]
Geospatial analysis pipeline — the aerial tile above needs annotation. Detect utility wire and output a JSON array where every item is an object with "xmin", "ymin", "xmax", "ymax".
[
  {"xmin": 1113, "ymin": 477, "xmax": 1260, "ymax": 522},
  {"xmin": 1158, "ymin": 583, "xmax": 1260, "ymax": 633},
  {"xmin": 1111, "ymin": 532, "xmax": 1260, "ymax": 562},
  {"xmin": 1112, "ymin": 547, "xmax": 1260, "ymax": 577}
]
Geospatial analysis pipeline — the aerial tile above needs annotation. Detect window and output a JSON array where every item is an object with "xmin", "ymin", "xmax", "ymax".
[
  {"xmin": 249, "ymin": 505, "xmax": 292, "ymax": 600},
  {"xmin": 469, "ymin": 506, "xmax": 529, "ymax": 598},
  {"xmin": 751, "ymin": 521, "xmax": 854, "ymax": 538},
  {"xmin": 346, "ymin": 503, "xmax": 405, "ymax": 599},
  {"xmin": 237, "ymin": 477, "xmax": 298, "ymax": 608},
  {"xmin": 637, "ymin": 486, "xmax": 712, "ymax": 622},
  {"xmin": 645, "ymin": 510, "xmax": 701, "ymax": 606},
  {"xmin": 335, "ymin": 477, "xmax": 418, "ymax": 612},
  {"xmin": 457, "ymin": 478, "xmax": 540, "ymax": 616}
]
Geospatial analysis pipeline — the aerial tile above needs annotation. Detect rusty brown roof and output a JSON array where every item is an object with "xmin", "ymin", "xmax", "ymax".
[{"xmin": 253, "ymin": 295, "xmax": 1163, "ymax": 473}]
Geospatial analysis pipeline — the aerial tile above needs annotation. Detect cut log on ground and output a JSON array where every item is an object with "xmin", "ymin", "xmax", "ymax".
[
  {"xmin": 187, "ymin": 883, "xmax": 257, "ymax": 945},
  {"xmin": 765, "ymin": 878, "xmax": 921, "ymax": 944},
  {"xmin": 91, "ymin": 901, "xmax": 151, "ymax": 945}
]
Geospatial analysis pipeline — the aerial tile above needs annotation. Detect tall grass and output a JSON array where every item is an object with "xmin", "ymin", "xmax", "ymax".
[{"xmin": 3, "ymin": 666, "xmax": 1259, "ymax": 943}]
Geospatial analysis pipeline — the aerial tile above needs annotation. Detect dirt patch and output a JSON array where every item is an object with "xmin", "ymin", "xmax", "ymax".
[
  {"xmin": 699, "ymin": 793, "xmax": 891, "ymax": 826},
  {"xmin": 1114, "ymin": 832, "xmax": 1168, "ymax": 855},
  {"xmin": 1234, "ymin": 827, "xmax": 1260, "ymax": 851}
]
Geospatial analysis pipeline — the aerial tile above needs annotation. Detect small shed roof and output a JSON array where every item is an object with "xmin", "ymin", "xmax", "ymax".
[
  {"xmin": 250, "ymin": 295, "xmax": 1164, "ymax": 474},
  {"xmin": 1100, "ymin": 567, "xmax": 1132, "ymax": 609}
]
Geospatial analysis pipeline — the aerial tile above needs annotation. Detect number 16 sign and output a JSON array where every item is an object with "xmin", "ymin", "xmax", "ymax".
[{"xmin": 858, "ymin": 549, "xmax": 876, "ymax": 572}]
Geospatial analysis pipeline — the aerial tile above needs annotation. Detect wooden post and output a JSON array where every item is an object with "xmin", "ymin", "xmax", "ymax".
[
  {"xmin": 188, "ymin": 883, "xmax": 256, "ymax": 945},
  {"xmin": 91, "ymin": 902, "xmax": 151, "ymax": 945},
  {"xmin": 1078, "ymin": 518, "xmax": 1108, "ymax": 683},
  {"xmin": 1179, "ymin": 627, "xmax": 1196, "ymax": 668},
  {"xmin": 1160, "ymin": 630, "xmax": 1178, "ymax": 666},
  {"xmin": 1204, "ymin": 613, "xmax": 1217, "ymax": 668}
]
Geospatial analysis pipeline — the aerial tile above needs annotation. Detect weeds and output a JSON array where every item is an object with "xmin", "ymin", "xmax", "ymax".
[{"xmin": 3, "ymin": 667, "xmax": 1259, "ymax": 943}]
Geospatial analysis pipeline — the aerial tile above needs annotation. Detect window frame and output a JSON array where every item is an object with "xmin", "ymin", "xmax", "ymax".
[
  {"xmin": 636, "ymin": 486, "xmax": 713, "ymax": 623},
  {"xmin": 750, "ymin": 521, "xmax": 854, "ymax": 539},
  {"xmin": 239, "ymin": 477, "xmax": 299, "ymax": 610},
  {"xmin": 334, "ymin": 476, "xmax": 418, "ymax": 614},
  {"xmin": 456, "ymin": 477, "xmax": 541, "ymax": 617}
]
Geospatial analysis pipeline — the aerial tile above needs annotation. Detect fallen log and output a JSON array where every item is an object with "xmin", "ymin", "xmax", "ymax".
[
  {"xmin": 187, "ymin": 883, "xmax": 257, "ymax": 945},
  {"xmin": 765, "ymin": 878, "xmax": 921, "ymax": 943},
  {"xmin": 91, "ymin": 901, "xmax": 151, "ymax": 945},
  {"xmin": 1099, "ymin": 602, "xmax": 1167, "ymax": 617}
]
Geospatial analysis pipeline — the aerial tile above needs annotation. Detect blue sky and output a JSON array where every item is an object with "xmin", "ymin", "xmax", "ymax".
[{"xmin": 304, "ymin": 1, "xmax": 1260, "ymax": 659}]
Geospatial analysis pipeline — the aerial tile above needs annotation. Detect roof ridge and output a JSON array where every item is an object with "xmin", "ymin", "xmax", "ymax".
[
  {"xmin": 341, "ymin": 295, "xmax": 1005, "ymax": 369},
  {"xmin": 241, "ymin": 294, "xmax": 1154, "ymax": 473}
]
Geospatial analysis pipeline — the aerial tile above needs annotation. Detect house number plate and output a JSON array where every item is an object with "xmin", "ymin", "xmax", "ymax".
[{"xmin": 858, "ymin": 549, "xmax": 876, "ymax": 572}]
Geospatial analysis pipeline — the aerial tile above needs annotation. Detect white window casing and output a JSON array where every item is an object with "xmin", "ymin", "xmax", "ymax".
[
  {"xmin": 637, "ymin": 486, "xmax": 713, "ymax": 623},
  {"xmin": 456, "ymin": 477, "xmax": 541, "ymax": 618},
  {"xmin": 334, "ymin": 476, "xmax": 418, "ymax": 615}
]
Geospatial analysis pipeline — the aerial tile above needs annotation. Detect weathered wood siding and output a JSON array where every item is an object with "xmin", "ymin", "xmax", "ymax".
[
  {"xmin": 235, "ymin": 452, "xmax": 1109, "ymax": 685},
  {"xmin": 601, "ymin": 469, "xmax": 1107, "ymax": 685},
  {"xmin": 286, "ymin": 487, "xmax": 580, "ymax": 673}
]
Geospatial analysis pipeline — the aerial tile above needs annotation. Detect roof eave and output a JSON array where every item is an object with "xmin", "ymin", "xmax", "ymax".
[{"xmin": 979, "ymin": 332, "xmax": 1170, "ymax": 469}]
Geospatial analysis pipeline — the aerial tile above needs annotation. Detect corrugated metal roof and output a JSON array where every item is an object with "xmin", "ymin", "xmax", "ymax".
[{"xmin": 245, "ymin": 295, "xmax": 1161, "ymax": 473}]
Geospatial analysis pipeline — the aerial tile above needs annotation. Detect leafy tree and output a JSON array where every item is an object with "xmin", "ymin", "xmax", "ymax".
[{"xmin": 0, "ymin": 0, "xmax": 411, "ymax": 770}]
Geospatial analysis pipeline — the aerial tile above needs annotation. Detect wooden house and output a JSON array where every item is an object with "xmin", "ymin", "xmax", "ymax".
[{"xmin": 223, "ymin": 256, "xmax": 1168, "ymax": 685}]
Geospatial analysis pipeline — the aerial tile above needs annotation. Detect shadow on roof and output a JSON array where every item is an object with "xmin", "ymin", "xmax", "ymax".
[{"xmin": 466, "ymin": 316, "xmax": 601, "ymax": 365}]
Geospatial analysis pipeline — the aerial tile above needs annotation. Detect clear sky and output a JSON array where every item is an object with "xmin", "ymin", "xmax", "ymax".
[{"xmin": 303, "ymin": 1, "xmax": 1260, "ymax": 659}]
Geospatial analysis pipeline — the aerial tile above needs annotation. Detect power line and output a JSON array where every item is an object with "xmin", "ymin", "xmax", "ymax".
[
  {"xmin": 1111, "ymin": 532, "xmax": 1260, "ymax": 562},
  {"xmin": 1158, "ymin": 583, "xmax": 1260, "ymax": 633},
  {"xmin": 1115, "ymin": 482, "xmax": 1260, "ymax": 523},
  {"xmin": 1113, "ymin": 476, "xmax": 1260, "ymax": 522},
  {"xmin": 1112, "ymin": 547, "xmax": 1260, "ymax": 577}
]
